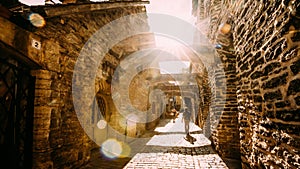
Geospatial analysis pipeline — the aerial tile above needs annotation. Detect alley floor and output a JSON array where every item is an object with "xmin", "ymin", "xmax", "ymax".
[{"xmin": 82, "ymin": 113, "xmax": 241, "ymax": 169}]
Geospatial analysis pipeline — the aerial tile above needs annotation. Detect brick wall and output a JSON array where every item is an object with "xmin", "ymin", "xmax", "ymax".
[{"xmin": 233, "ymin": 0, "xmax": 300, "ymax": 168}]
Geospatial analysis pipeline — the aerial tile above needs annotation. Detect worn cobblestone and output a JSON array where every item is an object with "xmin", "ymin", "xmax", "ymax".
[{"xmin": 82, "ymin": 114, "xmax": 241, "ymax": 169}]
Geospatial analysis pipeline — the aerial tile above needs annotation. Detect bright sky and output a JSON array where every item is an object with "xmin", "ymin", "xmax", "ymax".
[
  {"xmin": 19, "ymin": 0, "xmax": 60, "ymax": 5},
  {"xmin": 20, "ymin": 0, "xmax": 195, "ymax": 47},
  {"xmin": 146, "ymin": 0, "xmax": 195, "ymax": 23},
  {"xmin": 159, "ymin": 61, "xmax": 190, "ymax": 74},
  {"xmin": 19, "ymin": 0, "xmax": 195, "ymax": 22}
]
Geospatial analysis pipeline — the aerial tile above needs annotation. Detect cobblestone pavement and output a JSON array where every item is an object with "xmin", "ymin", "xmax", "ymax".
[{"xmin": 82, "ymin": 113, "xmax": 241, "ymax": 169}]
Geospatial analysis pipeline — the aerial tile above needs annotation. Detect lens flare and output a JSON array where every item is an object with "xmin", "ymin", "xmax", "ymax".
[
  {"xmin": 29, "ymin": 13, "xmax": 46, "ymax": 28},
  {"xmin": 126, "ymin": 113, "xmax": 139, "ymax": 127},
  {"xmin": 118, "ymin": 118, "xmax": 127, "ymax": 129},
  {"xmin": 101, "ymin": 139, "xmax": 122, "ymax": 159},
  {"xmin": 72, "ymin": 13, "xmax": 223, "ymax": 151},
  {"xmin": 97, "ymin": 120, "xmax": 107, "ymax": 129},
  {"xmin": 119, "ymin": 142, "xmax": 131, "ymax": 158}
]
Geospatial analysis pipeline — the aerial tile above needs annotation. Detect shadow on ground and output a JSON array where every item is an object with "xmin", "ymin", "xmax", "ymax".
[{"xmin": 82, "ymin": 114, "xmax": 242, "ymax": 169}]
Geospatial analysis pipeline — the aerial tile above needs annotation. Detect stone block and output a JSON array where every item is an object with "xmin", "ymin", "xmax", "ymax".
[
  {"xmin": 264, "ymin": 90, "xmax": 282, "ymax": 101},
  {"xmin": 290, "ymin": 59, "xmax": 300, "ymax": 75},
  {"xmin": 275, "ymin": 110, "xmax": 299, "ymax": 121},
  {"xmin": 35, "ymin": 89, "xmax": 52, "ymax": 97},
  {"xmin": 262, "ymin": 72, "xmax": 288, "ymax": 89},
  {"xmin": 275, "ymin": 101, "xmax": 290, "ymax": 108},
  {"xmin": 35, "ymin": 79, "xmax": 53, "ymax": 89},
  {"xmin": 295, "ymin": 96, "xmax": 300, "ymax": 106},
  {"xmin": 287, "ymin": 79, "xmax": 300, "ymax": 96},
  {"xmin": 31, "ymin": 69, "xmax": 54, "ymax": 79}
]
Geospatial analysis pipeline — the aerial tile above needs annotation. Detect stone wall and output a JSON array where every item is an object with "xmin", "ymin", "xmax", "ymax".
[
  {"xmin": 210, "ymin": 28, "xmax": 240, "ymax": 159},
  {"xmin": 194, "ymin": 0, "xmax": 300, "ymax": 166},
  {"xmin": 195, "ymin": 71, "xmax": 210, "ymax": 130},
  {"xmin": 233, "ymin": 0, "xmax": 300, "ymax": 168},
  {"xmin": 194, "ymin": 0, "xmax": 241, "ymax": 159},
  {"xmin": 104, "ymin": 42, "xmax": 158, "ymax": 139},
  {"xmin": 30, "ymin": 3, "xmax": 151, "ymax": 168},
  {"xmin": 128, "ymin": 68, "xmax": 161, "ymax": 131}
]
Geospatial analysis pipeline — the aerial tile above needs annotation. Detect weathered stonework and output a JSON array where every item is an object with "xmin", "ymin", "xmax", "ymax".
[
  {"xmin": 1, "ymin": 0, "xmax": 299, "ymax": 168},
  {"xmin": 232, "ymin": 0, "xmax": 300, "ymax": 168},
  {"xmin": 195, "ymin": 70, "xmax": 211, "ymax": 130},
  {"xmin": 193, "ymin": 0, "xmax": 241, "ymax": 159},
  {"xmin": 194, "ymin": 1, "xmax": 300, "ymax": 167},
  {"xmin": 98, "ymin": 34, "xmax": 156, "ymax": 139},
  {"xmin": 1, "ymin": 1, "xmax": 151, "ymax": 168}
]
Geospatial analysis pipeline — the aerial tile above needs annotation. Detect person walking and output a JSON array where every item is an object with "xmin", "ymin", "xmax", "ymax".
[
  {"xmin": 182, "ymin": 107, "xmax": 196, "ymax": 144},
  {"xmin": 182, "ymin": 107, "xmax": 191, "ymax": 136}
]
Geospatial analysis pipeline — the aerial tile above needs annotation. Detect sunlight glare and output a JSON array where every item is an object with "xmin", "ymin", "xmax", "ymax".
[
  {"xmin": 159, "ymin": 61, "xmax": 190, "ymax": 74},
  {"xmin": 20, "ymin": 0, "xmax": 61, "ymax": 5},
  {"xmin": 126, "ymin": 113, "xmax": 139, "ymax": 126},
  {"xmin": 155, "ymin": 35, "xmax": 183, "ymax": 47},
  {"xmin": 146, "ymin": 0, "xmax": 195, "ymax": 23}
]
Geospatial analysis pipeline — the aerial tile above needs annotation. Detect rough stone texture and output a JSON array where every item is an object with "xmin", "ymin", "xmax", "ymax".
[
  {"xmin": 210, "ymin": 32, "xmax": 240, "ymax": 159},
  {"xmin": 128, "ymin": 68, "xmax": 161, "ymax": 132},
  {"xmin": 103, "ymin": 34, "xmax": 156, "ymax": 138},
  {"xmin": 194, "ymin": 0, "xmax": 300, "ymax": 167},
  {"xmin": 195, "ymin": 71, "xmax": 211, "ymax": 130},
  {"xmin": 83, "ymin": 115, "xmax": 242, "ymax": 169},
  {"xmin": 2, "ymin": 0, "xmax": 299, "ymax": 168},
  {"xmin": 232, "ymin": 0, "xmax": 300, "ymax": 168},
  {"xmin": 28, "ymin": 2, "xmax": 151, "ymax": 168},
  {"xmin": 193, "ymin": 0, "xmax": 241, "ymax": 159},
  {"xmin": 193, "ymin": 1, "xmax": 300, "ymax": 167}
]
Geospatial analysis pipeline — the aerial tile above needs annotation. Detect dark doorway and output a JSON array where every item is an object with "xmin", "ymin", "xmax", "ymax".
[{"xmin": 0, "ymin": 55, "xmax": 35, "ymax": 168}]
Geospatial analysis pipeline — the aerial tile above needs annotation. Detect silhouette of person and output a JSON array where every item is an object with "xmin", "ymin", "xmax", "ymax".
[{"xmin": 182, "ymin": 107, "xmax": 191, "ymax": 137}]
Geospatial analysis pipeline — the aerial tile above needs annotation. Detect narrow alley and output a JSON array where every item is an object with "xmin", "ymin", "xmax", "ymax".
[
  {"xmin": 0, "ymin": 0, "xmax": 299, "ymax": 169},
  {"xmin": 83, "ymin": 113, "xmax": 240, "ymax": 169}
]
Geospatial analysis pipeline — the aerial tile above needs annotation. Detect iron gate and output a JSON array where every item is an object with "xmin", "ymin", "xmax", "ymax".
[{"xmin": 0, "ymin": 56, "xmax": 35, "ymax": 168}]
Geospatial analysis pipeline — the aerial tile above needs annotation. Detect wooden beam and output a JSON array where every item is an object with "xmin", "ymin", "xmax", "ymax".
[
  {"xmin": 34, "ymin": 1, "xmax": 150, "ymax": 18},
  {"xmin": 162, "ymin": 91, "xmax": 196, "ymax": 97},
  {"xmin": 151, "ymin": 74, "xmax": 198, "ymax": 83},
  {"xmin": 153, "ymin": 85, "xmax": 199, "ymax": 91}
]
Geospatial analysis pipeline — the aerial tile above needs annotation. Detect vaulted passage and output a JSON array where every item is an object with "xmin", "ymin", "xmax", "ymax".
[{"xmin": 0, "ymin": 0, "xmax": 299, "ymax": 169}]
